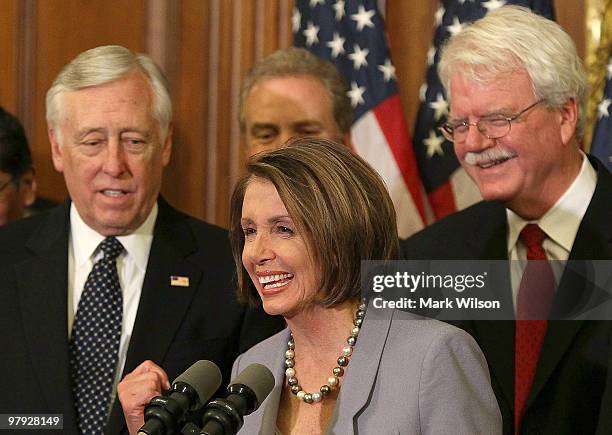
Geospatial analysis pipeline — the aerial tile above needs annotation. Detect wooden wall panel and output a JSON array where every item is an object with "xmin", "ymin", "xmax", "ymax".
[
  {"xmin": 239, "ymin": 0, "xmax": 258, "ymax": 81},
  {"xmin": 262, "ymin": 0, "xmax": 282, "ymax": 56},
  {"xmin": 387, "ymin": 2, "xmax": 438, "ymax": 133},
  {"xmin": 0, "ymin": 0, "xmax": 20, "ymax": 114},
  {"xmin": 165, "ymin": 0, "xmax": 210, "ymax": 221},
  {"xmin": 556, "ymin": 0, "xmax": 586, "ymax": 60},
  {"xmin": 30, "ymin": 0, "xmax": 147, "ymax": 203},
  {"xmin": 278, "ymin": 0, "xmax": 294, "ymax": 49},
  {"xmin": 166, "ymin": 0, "xmax": 280, "ymax": 226},
  {"xmin": 228, "ymin": 1, "xmax": 246, "ymax": 200},
  {"xmin": 213, "ymin": 0, "xmax": 235, "ymax": 225}
]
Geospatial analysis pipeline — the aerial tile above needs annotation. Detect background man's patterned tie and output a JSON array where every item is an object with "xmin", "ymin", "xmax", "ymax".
[
  {"xmin": 514, "ymin": 224, "xmax": 555, "ymax": 434},
  {"xmin": 70, "ymin": 236, "xmax": 124, "ymax": 434}
]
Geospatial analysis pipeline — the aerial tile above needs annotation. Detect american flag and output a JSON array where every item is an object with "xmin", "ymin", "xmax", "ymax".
[
  {"xmin": 591, "ymin": 55, "xmax": 612, "ymax": 170},
  {"xmin": 294, "ymin": 0, "xmax": 427, "ymax": 238},
  {"xmin": 413, "ymin": 0, "xmax": 555, "ymax": 220}
]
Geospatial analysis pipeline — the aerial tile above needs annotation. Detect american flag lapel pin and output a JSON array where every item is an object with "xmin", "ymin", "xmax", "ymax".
[{"xmin": 170, "ymin": 275, "xmax": 190, "ymax": 287}]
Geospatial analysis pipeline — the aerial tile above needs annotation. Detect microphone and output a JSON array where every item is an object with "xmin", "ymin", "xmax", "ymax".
[
  {"xmin": 138, "ymin": 360, "xmax": 222, "ymax": 435},
  {"xmin": 198, "ymin": 363, "xmax": 275, "ymax": 435}
]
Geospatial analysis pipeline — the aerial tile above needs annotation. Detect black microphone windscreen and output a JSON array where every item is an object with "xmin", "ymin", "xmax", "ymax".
[
  {"xmin": 232, "ymin": 363, "xmax": 275, "ymax": 406},
  {"xmin": 174, "ymin": 360, "xmax": 222, "ymax": 405}
]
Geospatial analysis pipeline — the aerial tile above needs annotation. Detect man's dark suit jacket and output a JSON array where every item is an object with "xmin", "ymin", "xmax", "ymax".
[
  {"xmin": 400, "ymin": 158, "xmax": 612, "ymax": 435},
  {"xmin": 0, "ymin": 198, "xmax": 284, "ymax": 435}
]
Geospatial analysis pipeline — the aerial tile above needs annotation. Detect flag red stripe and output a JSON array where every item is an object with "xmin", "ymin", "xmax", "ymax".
[
  {"xmin": 429, "ymin": 181, "xmax": 457, "ymax": 219},
  {"xmin": 373, "ymin": 95, "xmax": 427, "ymax": 222}
]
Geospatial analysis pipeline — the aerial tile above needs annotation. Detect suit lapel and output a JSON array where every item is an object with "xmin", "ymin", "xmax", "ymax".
[
  {"xmin": 17, "ymin": 202, "xmax": 79, "ymax": 433},
  {"xmin": 527, "ymin": 159, "xmax": 612, "ymax": 408},
  {"xmin": 107, "ymin": 200, "xmax": 203, "ymax": 434},
  {"xmin": 123, "ymin": 200, "xmax": 203, "ymax": 367},
  {"xmin": 327, "ymin": 306, "xmax": 392, "ymax": 433},
  {"xmin": 257, "ymin": 330, "xmax": 290, "ymax": 435},
  {"xmin": 471, "ymin": 320, "xmax": 516, "ymax": 415},
  {"xmin": 464, "ymin": 203, "xmax": 517, "ymax": 412},
  {"xmin": 465, "ymin": 201, "xmax": 509, "ymax": 261}
]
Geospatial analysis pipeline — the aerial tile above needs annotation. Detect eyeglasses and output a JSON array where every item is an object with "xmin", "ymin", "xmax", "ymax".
[{"xmin": 440, "ymin": 100, "xmax": 543, "ymax": 144}]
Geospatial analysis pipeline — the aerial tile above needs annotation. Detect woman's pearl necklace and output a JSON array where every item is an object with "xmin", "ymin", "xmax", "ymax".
[{"xmin": 284, "ymin": 301, "xmax": 367, "ymax": 404}]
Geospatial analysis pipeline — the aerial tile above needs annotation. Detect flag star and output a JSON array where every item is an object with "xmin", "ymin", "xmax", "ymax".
[
  {"xmin": 424, "ymin": 130, "xmax": 445, "ymax": 157},
  {"xmin": 483, "ymin": 0, "xmax": 506, "ymax": 11},
  {"xmin": 598, "ymin": 98, "xmax": 611, "ymax": 119},
  {"xmin": 303, "ymin": 21, "xmax": 320, "ymax": 46},
  {"xmin": 351, "ymin": 5, "xmax": 376, "ymax": 31},
  {"xmin": 434, "ymin": 6, "xmax": 445, "ymax": 26},
  {"xmin": 429, "ymin": 93, "xmax": 449, "ymax": 121},
  {"xmin": 378, "ymin": 58, "xmax": 396, "ymax": 82},
  {"xmin": 310, "ymin": 0, "xmax": 324, "ymax": 7},
  {"xmin": 327, "ymin": 32, "xmax": 346, "ymax": 58},
  {"xmin": 447, "ymin": 17, "xmax": 464, "ymax": 36},
  {"xmin": 607, "ymin": 58, "xmax": 612, "ymax": 79},
  {"xmin": 427, "ymin": 47, "xmax": 436, "ymax": 66},
  {"xmin": 348, "ymin": 44, "xmax": 369, "ymax": 69},
  {"xmin": 347, "ymin": 81, "xmax": 366, "ymax": 107},
  {"xmin": 292, "ymin": 8, "xmax": 301, "ymax": 33},
  {"xmin": 419, "ymin": 83, "xmax": 428, "ymax": 102},
  {"xmin": 333, "ymin": 0, "xmax": 345, "ymax": 21}
]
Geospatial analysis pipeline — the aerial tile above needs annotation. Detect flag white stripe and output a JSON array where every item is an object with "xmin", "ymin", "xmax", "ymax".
[{"xmin": 352, "ymin": 112, "xmax": 425, "ymax": 237}]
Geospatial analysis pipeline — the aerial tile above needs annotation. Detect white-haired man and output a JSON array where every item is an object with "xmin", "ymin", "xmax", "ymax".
[
  {"xmin": 0, "ymin": 45, "xmax": 282, "ymax": 435},
  {"xmin": 402, "ymin": 7, "xmax": 612, "ymax": 435}
]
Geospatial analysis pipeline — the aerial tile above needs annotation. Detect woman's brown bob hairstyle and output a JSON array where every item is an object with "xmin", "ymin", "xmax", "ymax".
[{"xmin": 229, "ymin": 137, "xmax": 399, "ymax": 306}]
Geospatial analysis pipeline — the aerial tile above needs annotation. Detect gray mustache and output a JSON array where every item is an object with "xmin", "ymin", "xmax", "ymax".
[{"xmin": 464, "ymin": 147, "xmax": 517, "ymax": 166}]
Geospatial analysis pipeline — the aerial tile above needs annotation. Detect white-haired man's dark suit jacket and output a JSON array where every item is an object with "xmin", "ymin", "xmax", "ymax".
[{"xmin": 401, "ymin": 157, "xmax": 612, "ymax": 435}]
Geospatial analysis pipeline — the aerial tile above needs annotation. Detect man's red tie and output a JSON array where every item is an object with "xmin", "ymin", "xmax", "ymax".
[{"xmin": 514, "ymin": 224, "xmax": 555, "ymax": 434}]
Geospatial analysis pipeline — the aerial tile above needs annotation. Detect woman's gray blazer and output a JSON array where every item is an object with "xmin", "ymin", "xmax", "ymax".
[{"xmin": 231, "ymin": 307, "xmax": 502, "ymax": 434}]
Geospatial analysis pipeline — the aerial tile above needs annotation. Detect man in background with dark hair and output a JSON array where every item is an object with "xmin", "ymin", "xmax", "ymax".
[
  {"xmin": 239, "ymin": 47, "xmax": 352, "ymax": 155},
  {"xmin": 0, "ymin": 106, "xmax": 37, "ymax": 225}
]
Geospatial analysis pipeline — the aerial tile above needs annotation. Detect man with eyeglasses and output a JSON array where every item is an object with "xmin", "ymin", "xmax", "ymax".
[
  {"xmin": 401, "ymin": 6, "xmax": 612, "ymax": 435},
  {"xmin": 0, "ymin": 106, "xmax": 37, "ymax": 226}
]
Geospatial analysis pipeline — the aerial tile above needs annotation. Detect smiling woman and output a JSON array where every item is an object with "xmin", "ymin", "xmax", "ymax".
[
  {"xmin": 221, "ymin": 137, "xmax": 502, "ymax": 434},
  {"xmin": 230, "ymin": 137, "xmax": 397, "ymax": 310},
  {"xmin": 239, "ymin": 177, "xmax": 318, "ymax": 318}
]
